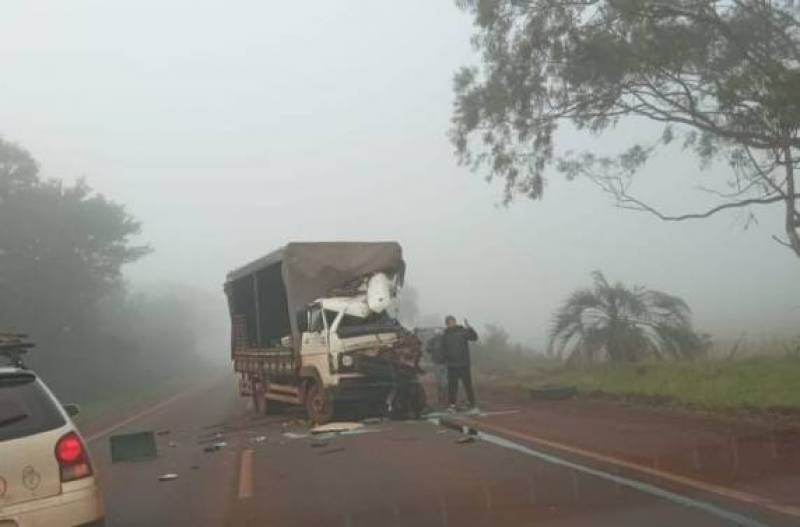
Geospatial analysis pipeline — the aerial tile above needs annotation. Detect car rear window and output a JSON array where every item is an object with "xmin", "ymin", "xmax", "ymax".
[{"xmin": 0, "ymin": 374, "xmax": 66, "ymax": 442}]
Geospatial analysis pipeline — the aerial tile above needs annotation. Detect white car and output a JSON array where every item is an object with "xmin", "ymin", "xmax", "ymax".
[{"xmin": 0, "ymin": 366, "xmax": 105, "ymax": 526}]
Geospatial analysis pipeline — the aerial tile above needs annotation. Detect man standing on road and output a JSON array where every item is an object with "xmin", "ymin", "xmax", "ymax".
[{"xmin": 442, "ymin": 315, "xmax": 478, "ymax": 410}]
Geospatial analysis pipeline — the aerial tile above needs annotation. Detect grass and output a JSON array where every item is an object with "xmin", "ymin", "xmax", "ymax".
[
  {"xmin": 500, "ymin": 356, "xmax": 800, "ymax": 413},
  {"xmin": 74, "ymin": 364, "xmax": 219, "ymax": 427}
]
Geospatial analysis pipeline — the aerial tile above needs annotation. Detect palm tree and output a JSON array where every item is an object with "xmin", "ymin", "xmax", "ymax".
[{"xmin": 548, "ymin": 271, "xmax": 708, "ymax": 364}]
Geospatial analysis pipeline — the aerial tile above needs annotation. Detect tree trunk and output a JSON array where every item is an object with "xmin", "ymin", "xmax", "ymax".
[{"xmin": 782, "ymin": 146, "xmax": 800, "ymax": 259}]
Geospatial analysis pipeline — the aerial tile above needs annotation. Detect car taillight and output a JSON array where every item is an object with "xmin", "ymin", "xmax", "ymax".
[{"xmin": 55, "ymin": 432, "xmax": 92, "ymax": 482}]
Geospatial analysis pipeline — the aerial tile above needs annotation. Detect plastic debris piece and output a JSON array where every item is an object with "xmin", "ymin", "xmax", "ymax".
[
  {"xmin": 480, "ymin": 409, "xmax": 521, "ymax": 417},
  {"xmin": 456, "ymin": 436, "xmax": 476, "ymax": 444},
  {"xmin": 341, "ymin": 428, "xmax": 382, "ymax": 436},
  {"xmin": 158, "ymin": 473, "xmax": 178, "ymax": 481},
  {"xmin": 110, "ymin": 431, "xmax": 157, "ymax": 463},
  {"xmin": 251, "ymin": 435, "xmax": 267, "ymax": 443},
  {"xmin": 310, "ymin": 422, "xmax": 363, "ymax": 435},
  {"xmin": 203, "ymin": 441, "xmax": 227, "ymax": 453},
  {"xmin": 311, "ymin": 437, "xmax": 330, "ymax": 448}
]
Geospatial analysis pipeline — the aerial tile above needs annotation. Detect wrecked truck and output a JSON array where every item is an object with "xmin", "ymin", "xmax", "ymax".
[{"xmin": 224, "ymin": 242, "xmax": 426, "ymax": 424}]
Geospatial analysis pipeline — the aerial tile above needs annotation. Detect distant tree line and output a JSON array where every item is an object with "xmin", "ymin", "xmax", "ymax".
[
  {"xmin": 0, "ymin": 137, "xmax": 216, "ymax": 402},
  {"xmin": 470, "ymin": 323, "xmax": 546, "ymax": 372}
]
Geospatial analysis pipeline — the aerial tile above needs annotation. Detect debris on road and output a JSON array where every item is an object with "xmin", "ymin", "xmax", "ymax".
[
  {"xmin": 282, "ymin": 432, "xmax": 308, "ymax": 440},
  {"xmin": 158, "ymin": 473, "xmax": 179, "ymax": 482},
  {"xmin": 362, "ymin": 417, "xmax": 383, "ymax": 425},
  {"xmin": 456, "ymin": 436, "xmax": 476, "ymax": 444},
  {"xmin": 480, "ymin": 409, "xmax": 521, "ymax": 417},
  {"xmin": 203, "ymin": 441, "xmax": 227, "ymax": 453},
  {"xmin": 311, "ymin": 422, "xmax": 364, "ymax": 434},
  {"xmin": 110, "ymin": 431, "xmax": 157, "ymax": 463},
  {"xmin": 251, "ymin": 435, "xmax": 267, "ymax": 444},
  {"xmin": 310, "ymin": 436, "xmax": 331, "ymax": 448},
  {"xmin": 197, "ymin": 431, "xmax": 226, "ymax": 444}
]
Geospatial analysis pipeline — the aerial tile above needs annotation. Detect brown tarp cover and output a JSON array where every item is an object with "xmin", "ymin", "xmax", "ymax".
[{"xmin": 226, "ymin": 242, "xmax": 405, "ymax": 353}]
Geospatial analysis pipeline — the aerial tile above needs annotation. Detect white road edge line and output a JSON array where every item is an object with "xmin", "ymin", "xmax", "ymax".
[{"xmin": 430, "ymin": 418, "xmax": 771, "ymax": 527}]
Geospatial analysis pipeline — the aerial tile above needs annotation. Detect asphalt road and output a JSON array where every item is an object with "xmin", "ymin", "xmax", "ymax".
[{"xmin": 82, "ymin": 376, "xmax": 792, "ymax": 527}]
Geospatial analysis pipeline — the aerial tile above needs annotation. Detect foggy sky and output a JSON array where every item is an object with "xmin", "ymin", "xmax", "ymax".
[{"xmin": 2, "ymin": 0, "xmax": 798, "ymax": 349}]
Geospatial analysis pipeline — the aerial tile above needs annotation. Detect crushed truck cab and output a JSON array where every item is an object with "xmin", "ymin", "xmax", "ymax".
[{"xmin": 224, "ymin": 242, "xmax": 425, "ymax": 424}]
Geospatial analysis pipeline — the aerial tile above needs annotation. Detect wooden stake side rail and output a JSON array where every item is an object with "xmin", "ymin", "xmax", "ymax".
[{"xmin": 234, "ymin": 348, "xmax": 297, "ymax": 377}]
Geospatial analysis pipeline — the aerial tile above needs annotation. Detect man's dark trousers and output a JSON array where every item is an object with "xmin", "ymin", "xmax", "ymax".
[{"xmin": 448, "ymin": 366, "xmax": 475, "ymax": 407}]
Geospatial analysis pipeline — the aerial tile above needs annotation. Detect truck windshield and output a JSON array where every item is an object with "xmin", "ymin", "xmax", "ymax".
[{"xmin": 327, "ymin": 310, "xmax": 394, "ymax": 329}]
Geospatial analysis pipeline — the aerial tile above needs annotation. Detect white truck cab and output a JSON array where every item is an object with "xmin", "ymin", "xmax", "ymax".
[{"xmin": 227, "ymin": 242, "xmax": 424, "ymax": 424}]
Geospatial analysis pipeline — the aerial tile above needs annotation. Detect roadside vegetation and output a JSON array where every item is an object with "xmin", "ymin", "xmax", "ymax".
[
  {"xmin": 475, "ymin": 331, "xmax": 800, "ymax": 413},
  {"xmin": 471, "ymin": 271, "xmax": 799, "ymax": 414},
  {"xmin": 0, "ymin": 137, "xmax": 223, "ymax": 411},
  {"xmin": 548, "ymin": 271, "xmax": 710, "ymax": 364},
  {"xmin": 509, "ymin": 353, "xmax": 800, "ymax": 413}
]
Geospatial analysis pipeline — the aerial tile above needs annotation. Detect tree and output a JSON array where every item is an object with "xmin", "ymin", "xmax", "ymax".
[
  {"xmin": 0, "ymin": 137, "xmax": 150, "ymax": 344},
  {"xmin": 548, "ymin": 271, "xmax": 709, "ymax": 363},
  {"xmin": 451, "ymin": 0, "xmax": 800, "ymax": 258},
  {"xmin": 472, "ymin": 323, "xmax": 543, "ymax": 370}
]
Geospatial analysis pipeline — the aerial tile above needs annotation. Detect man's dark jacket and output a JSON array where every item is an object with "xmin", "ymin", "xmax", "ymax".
[{"xmin": 442, "ymin": 325, "xmax": 478, "ymax": 368}]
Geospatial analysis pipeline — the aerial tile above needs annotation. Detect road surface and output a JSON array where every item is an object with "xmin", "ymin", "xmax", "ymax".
[{"xmin": 81, "ymin": 375, "xmax": 795, "ymax": 526}]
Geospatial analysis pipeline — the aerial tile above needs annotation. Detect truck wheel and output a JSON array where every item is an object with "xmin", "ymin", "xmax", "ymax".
[{"xmin": 306, "ymin": 380, "xmax": 334, "ymax": 425}]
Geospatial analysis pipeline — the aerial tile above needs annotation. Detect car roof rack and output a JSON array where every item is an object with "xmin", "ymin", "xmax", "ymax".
[{"xmin": 0, "ymin": 332, "xmax": 35, "ymax": 369}]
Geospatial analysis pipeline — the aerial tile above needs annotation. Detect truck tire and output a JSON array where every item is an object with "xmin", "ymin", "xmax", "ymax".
[{"xmin": 305, "ymin": 380, "xmax": 334, "ymax": 425}]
